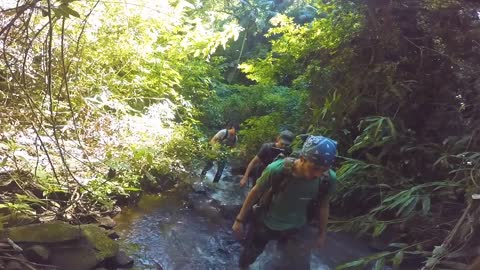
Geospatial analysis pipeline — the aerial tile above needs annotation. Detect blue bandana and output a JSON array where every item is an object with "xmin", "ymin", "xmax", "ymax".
[{"xmin": 301, "ymin": 135, "xmax": 337, "ymax": 167}]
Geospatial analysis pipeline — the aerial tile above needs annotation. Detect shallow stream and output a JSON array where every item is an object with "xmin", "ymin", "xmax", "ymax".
[{"xmin": 114, "ymin": 169, "xmax": 380, "ymax": 270}]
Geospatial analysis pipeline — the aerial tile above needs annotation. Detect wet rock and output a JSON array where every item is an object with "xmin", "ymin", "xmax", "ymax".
[
  {"xmin": 153, "ymin": 260, "xmax": 164, "ymax": 270},
  {"xmin": 111, "ymin": 205, "xmax": 122, "ymax": 216},
  {"xmin": 192, "ymin": 181, "xmax": 207, "ymax": 193},
  {"xmin": 194, "ymin": 204, "xmax": 222, "ymax": 222},
  {"xmin": 113, "ymin": 251, "xmax": 134, "ymax": 268},
  {"xmin": 107, "ymin": 230, "xmax": 120, "ymax": 240},
  {"xmin": 187, "ymin": 194, "xmax": 223, "ymax": 222},
  {"xmin": 95, "ymin": 216, "xmax": 117, "ymax": 229},
  {"xmin": 24, "ymin": 244, "xmax": 50, "ymax": 263}
]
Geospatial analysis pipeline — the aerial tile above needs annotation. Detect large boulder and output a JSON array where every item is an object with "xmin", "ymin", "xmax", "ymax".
[{"xmin": 186, "ymin": 193, "xmax": 223, "ymax": 223}]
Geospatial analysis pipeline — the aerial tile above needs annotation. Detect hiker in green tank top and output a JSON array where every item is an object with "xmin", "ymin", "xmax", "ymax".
[{"xmin": 232, "ymin": 135, "xmax": 337, "ymax": 270}]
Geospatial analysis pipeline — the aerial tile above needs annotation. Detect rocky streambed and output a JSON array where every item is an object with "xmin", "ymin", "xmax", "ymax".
[{"xmin": 112, "ymin": 172, "xmax": 381, "ymax": 270}]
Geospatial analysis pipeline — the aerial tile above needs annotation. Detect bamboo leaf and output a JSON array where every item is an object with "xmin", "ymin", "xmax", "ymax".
[
  {"xmin": 395, "ymin": 197, "xmax": 415, "ymax": 216},
  {"xmin": 374, "ymin": 257, "xmax": 385, "ymax": 270},
  {"xmin": 422, "ymin": 195, "xmax": 431, "ymax": 215},
  {"xmin": 336, "ymin": 258, "xmax": 367, "ymax": 269},
  {"xmin": 374, "ymin": 117, "xmax": 384, "ymax": 138},
  {"xmin": 373, "ymin": 222, "xmax": 386, "ymax": 237},
  {"xmin": 404, "ymin": 196, "xmax": 419, "ymax": 217},
  {"xmin": 392, "ymin": 250, "xmax": 404, "ymax": 268},
  {"xmin": 388, "ymin": 243, "xmax": 408, "ymax": 248},
  {"xmin": 387, "ymin": 118, "xmax": 397, "ymax": 138}
]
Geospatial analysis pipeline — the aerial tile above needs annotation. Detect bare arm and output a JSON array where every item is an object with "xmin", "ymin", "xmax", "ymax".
[
  {"xmin": 232, "ymin": 184, "xmax": 263, "ymax": 239},
  {"xmin": 236, "ymin": 184, "xmax": 262, "ymax": 221},
  {"xmin": 210, "ymin": 136, "xmax": 220, "ymax": 145},
  {"xmin": 240, "ymin": 156, "xmax": 262, "ymax": 187},
  {"xmin": 210, "ymin": 129, "xmax": 225, "ymax": 145}
]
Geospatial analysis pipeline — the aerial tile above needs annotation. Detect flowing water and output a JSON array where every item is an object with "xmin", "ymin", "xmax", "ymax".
[{"xmin": 114, "ymin": 168, "xmax": 381, "ymax": 270}]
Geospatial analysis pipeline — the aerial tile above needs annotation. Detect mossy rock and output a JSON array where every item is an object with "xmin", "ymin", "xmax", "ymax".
[
  {"xmin": 5, "ymin": 222, "xmax": 118, "ymax": 268},
  {"xmin": 5, "ymin": 222, "xmax": 82, "ymax": 243},
  {"xmin": 80, "ymin": 224, "xmax": 119, "ymax": 260}
]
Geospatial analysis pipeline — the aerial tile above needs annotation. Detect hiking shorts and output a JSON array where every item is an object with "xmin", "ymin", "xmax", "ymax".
[{"xmin": 239, "ymin": 222, "xmax": 314, "ymax": 269}]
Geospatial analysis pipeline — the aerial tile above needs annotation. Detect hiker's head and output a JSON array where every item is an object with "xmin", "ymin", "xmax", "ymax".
[
  {"xmin": 275, "ymin": 130, "xmax": 294, "ymax": 148},
  {"xmin": 226, "ymin": 122, "xmax": 238, "ymax": 136},
  {"xmin": 298, "ymin": 135, "xmax": 337, "ymax": 179}
]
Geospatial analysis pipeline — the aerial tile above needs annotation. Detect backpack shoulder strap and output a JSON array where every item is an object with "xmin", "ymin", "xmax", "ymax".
[
  {"xmin": 272, "ymin": 157, "xmax": 295, "ymax": 194},
  {"xmin": 256, "ymin": 158, "xmax": 296, "ymax": 212},
  {"xmin": 282, "ymin": 157, "xmax": 295, "ymax": 175},
  {"xmin": 317, "ymin": 169, "xmax": 335, "ymax": 198}
]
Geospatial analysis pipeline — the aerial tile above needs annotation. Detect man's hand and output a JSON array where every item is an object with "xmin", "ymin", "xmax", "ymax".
[
  {"xmin": 232, "ymin": 220, "xmax": 244, "ymax": 240},
  {"xmin": 239, "ymin": 176, "xmax": 248, "ymax": 188}
]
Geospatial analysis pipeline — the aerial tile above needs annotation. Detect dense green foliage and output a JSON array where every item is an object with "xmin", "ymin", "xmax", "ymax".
[
  {"xmin": 200, "ymin": 83, "xmax": 306, "ymax": 158},
  {"xmin": 230, "ymin": 0, "xmax": 480, "ymax": 268},
  {"xmin": 1, "ymin": 0, "xmax": 480, "ymax": 268},
  {"xmin": 0, "ymin": 0, "xmax": 243, "ymax": 220}
]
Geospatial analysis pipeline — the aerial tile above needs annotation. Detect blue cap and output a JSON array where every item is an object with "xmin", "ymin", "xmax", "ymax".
[{"xmin": 301, "ymin": 135, "xmax": 337, "ymax": 167}]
